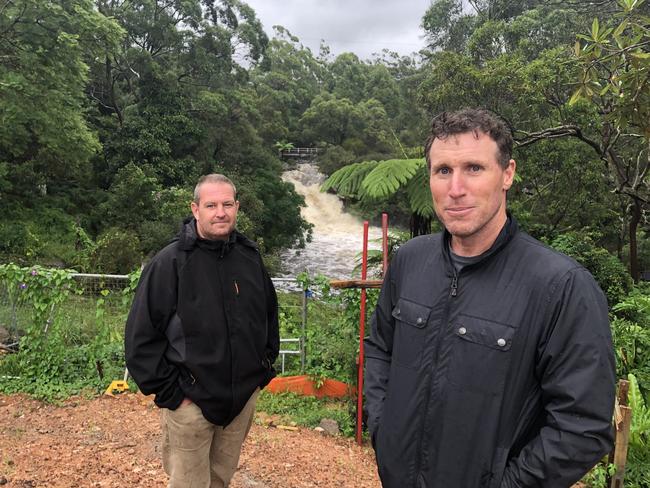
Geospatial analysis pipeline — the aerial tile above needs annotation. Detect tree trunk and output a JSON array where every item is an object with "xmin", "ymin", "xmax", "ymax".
[
  {"xmin": 629, "ymin": 198, "xmax": 642, "ymax": 282},
  {"xmin": 410, "ymin": 213, "xmax": 431, "ymax": 237}
]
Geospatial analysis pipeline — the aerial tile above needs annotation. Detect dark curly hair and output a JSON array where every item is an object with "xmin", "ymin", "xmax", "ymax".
[{"xmin": 424, "ymin": 108, "xmax": 513, "ymax": 170}]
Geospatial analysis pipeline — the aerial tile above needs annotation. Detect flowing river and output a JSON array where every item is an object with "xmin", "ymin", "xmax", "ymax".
[{"xmin": 280, "ymin": 163, "xmax": 382, "ymax": 279}]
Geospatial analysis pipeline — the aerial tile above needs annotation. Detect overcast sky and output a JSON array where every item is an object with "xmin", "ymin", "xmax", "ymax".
[{"xmin": 244, "ymin": 0, "xmax": 430, "ymax": 60}]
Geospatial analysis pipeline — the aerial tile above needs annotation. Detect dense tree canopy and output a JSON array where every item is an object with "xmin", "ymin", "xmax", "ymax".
[{"xmin": 0, "ymin": 0, "xmax": 647, "ymax": 282}]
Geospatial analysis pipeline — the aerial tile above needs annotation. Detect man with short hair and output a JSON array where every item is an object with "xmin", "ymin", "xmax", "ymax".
[
  {"xmin": 125, "ymin": 174, "xmax": 279, "ymax": 488},
  {"xmin": 364, "ymin": 108, "xmax": 616, "ymax": 487}
]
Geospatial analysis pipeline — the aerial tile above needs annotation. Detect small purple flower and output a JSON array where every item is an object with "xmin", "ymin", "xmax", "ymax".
[
  {"xmin": 30, "ymin": 269, "xmax": 38, "ymax": 276},
  {"xmin": 19, "ymin": 283, "xmax": 27, "ymax": 290}
]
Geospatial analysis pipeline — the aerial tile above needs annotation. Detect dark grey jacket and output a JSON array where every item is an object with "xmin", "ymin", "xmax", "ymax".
[
  {"xmin": 364, "ymin": 218, "xmax": 615, "ymax": 487},
  {"xmin": 125, "ymin": 219, "xmax": 279, "ymax": 426}
]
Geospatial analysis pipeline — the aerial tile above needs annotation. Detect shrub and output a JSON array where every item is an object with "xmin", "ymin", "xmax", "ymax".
[
  {"xmin": 612, "ymin": 290, "xmax": 650, "ymax": 394},
  {"xmin": 550, "ymin": 232, "xmax": 632, "ymax": 305},
  {"xmin": 91, "ymin": 228, "xmax": 142, "ymax": 274}
]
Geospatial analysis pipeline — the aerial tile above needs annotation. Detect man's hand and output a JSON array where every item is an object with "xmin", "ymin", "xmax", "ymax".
[{"xmin": 180, "ymin": 397, "xmax": 193, "ymax": 407}]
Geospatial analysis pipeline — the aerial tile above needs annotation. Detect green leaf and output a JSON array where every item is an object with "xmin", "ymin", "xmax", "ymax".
[
  {"xmin": 320, "ymin": 160, "xmax": 379, "ymax": 197},
  {"xmin": 613, "ymin": 19, "xmax": 629, "ymax": 39},
  {"xmin": 569, "ymin": 87, "xmax": 585, "ymax": 105},
  {"xmin": 405, "ymin": 166, "xmax": 435, "ymax": 218},
  {"xmin": 360, "ymin": 158, "xmax": 424, "ymax": 199},
  {"xmin": 592, "ymin": 18, "xmax": 600, "ymax": 39},
  {"xmin": 600, "ymin": 27, "xmax": 614, "ymax": 40}
]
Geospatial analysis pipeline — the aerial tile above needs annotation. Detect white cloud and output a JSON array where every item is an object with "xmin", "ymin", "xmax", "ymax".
[{"xmin": 244, "ymin": 0, "xmax": 429, "ymax": 60}]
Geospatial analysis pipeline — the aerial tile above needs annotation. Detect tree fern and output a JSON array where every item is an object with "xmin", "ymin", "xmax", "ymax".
[
  {"xmin": 406, "ymin": 165, "xmax": 435, "ymax": 218},
  {"xmin": 360, "ymin": 158, "xmax": 424, "ymax": 199},
  {"xmin": 321, "ymin": 160, "xmax": 379, "ymax": 197},
  {"xmin": 322, "ymin": 157, "xmax": 434, "ymax": 224}
]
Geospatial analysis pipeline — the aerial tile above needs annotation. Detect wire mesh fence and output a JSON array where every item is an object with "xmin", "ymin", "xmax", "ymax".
[{"xmin": 0, "ymin": 271, "xmax": 308, "ymax": 373}]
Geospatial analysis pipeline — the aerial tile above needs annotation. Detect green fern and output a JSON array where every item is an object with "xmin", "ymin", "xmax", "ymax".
[
  {"xmin": 406, "ymin": 165, "xmax": 435, "ymax": 218},
  {"xmin": 320, "ymin": 160, "xmax": 379, "ymax": 197},
  {"xmin": 360, "ymin": 158, "xmax": 424, "ymax": 198},
  {"xmin": 628, "ymin": 373, "xmax": 650, "ymax": 447},
  {"xmin": 322, "ymin": 157, "xmax": 434, "ymax": 220}
]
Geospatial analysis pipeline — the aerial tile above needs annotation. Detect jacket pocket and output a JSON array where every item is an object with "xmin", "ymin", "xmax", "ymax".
[
  {"xmin": 391, "ymin": 297, "xmax": 433, "ymax": 369},
  {"xmin": 447, "ymin": 314, "xmax": 515, "ymax": 395}
]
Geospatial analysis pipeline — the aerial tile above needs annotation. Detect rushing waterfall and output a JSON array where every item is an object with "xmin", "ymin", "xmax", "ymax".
[{"xmin": 280, "ymin": 163, "xmax": 382, "ymax": 279}]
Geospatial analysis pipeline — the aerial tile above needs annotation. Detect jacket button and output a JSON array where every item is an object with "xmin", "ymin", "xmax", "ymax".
[
  {"xmin": 497, "ymin": 338, "xmax": 506, "ymax": 347},
  {"xmin": 458, "ymin": 327, "xmax": 467, "ymax": 335},
  {"xmin": 416, "ymin": 317, "xmax": 423, "ymax": 324}
]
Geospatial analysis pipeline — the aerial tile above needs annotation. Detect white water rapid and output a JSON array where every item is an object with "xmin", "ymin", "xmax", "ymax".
[{"xmin": 280, "ymin": 163, "xmax": 383, "ymax": 279}]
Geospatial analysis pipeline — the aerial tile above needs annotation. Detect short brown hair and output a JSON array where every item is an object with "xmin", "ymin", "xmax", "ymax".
[
  {"xmin": 193, "ymin": 174, "xmax": 237, "ymax": 203},
  {"xmin": 424, "ymin": 108, "xmax": 513, "ymax": 170}
]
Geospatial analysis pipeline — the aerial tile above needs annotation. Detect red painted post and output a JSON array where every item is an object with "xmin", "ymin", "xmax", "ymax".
[
  {"xmin": 356, "ymin": 221, "xmax": 369, "ymax": 445},
  {"xmin": 382, "ymin": 213, "xmax": 389, "ymax": 275}
]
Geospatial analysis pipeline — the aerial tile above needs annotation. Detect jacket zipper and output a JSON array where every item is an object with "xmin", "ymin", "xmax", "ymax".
[
  {"xmin": 414, "ymin": 270, "xmax": 459, "ymax": 483},
  {"xmin": 450, "ymin": 273, "xmax": 458, "ymax": 297}
]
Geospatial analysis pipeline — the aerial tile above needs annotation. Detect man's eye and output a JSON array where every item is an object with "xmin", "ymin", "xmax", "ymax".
[
  {"xmin": 224, "ymin": 203, "xmax": 234, "ymax": 208},
  {"xmin": 470, "ymin": 165, "xmax": 481, "ymax": 172},
  {"xmin": 439, "ymin": 167, "xmax": 450, "ymax": 175}
]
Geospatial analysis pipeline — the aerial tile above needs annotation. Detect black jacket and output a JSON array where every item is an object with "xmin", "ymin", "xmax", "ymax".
[
  {"xmin": 125, "ymin": 219, "xmax": 279, "ymax": 426},
  {"xmin": 364, "ymin": 218, "xmax": 615, "ymax": 488}
]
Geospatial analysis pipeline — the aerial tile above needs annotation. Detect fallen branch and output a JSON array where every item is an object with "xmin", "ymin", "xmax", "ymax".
[
  {"xmin": 330, "ymin": 279, "xmax": 383, "ymax": 289},
  {"xmin": 0, "ymin": 342, "xmax": 18, "ymax": 353}
]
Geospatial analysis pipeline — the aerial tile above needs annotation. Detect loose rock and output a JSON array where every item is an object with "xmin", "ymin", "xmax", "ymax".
[{"xmin": 318, "ymin": 418, "xmax": 340, "ymax": 436}]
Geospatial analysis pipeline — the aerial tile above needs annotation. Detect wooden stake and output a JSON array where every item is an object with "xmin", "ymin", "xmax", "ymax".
[{"xmin": 609, "ymin": 379, "xmax": 632, "ymax": 488}]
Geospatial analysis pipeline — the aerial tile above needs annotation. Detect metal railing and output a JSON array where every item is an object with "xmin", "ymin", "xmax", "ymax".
[
  {"xmin": 280, "ymin": 147, "xmax": 320, "ymax": 159},
  {"xmin": 278, "ymin": 338, "xmax": 301, "ymax": 374}
]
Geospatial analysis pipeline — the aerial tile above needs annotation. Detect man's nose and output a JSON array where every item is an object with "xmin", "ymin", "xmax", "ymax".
[{"xmin": 448, "ymin": 173, "xmax": 466, "ymax": 198}]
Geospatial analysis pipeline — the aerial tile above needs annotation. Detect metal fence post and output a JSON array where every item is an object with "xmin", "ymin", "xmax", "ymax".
[{"xmin": 301, "ymin": 287, "xmax": 307, "ymax": 372}]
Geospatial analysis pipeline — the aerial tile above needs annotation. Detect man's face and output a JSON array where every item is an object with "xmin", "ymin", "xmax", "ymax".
[
  {"xmin": 428, "ymin": 131, "xmax": 515, "ymax": 256},
  {"xmin": 191, "ymin": 182, "xmax": 239, "ymax": 241}
]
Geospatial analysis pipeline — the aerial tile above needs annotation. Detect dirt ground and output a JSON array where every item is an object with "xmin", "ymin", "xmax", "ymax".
[{"xmin": 0, "ymin": 393, "xmax": 380, "ymax": 488}]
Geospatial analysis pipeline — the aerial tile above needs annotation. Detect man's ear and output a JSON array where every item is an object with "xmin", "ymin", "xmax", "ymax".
[{"xmin": 503, "ymin": 159, "xmax": 516, "ymax": 190}]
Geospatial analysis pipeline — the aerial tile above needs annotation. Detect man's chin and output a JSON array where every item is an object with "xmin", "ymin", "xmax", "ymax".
[
  {"xmin": 203, "ymin": 224, "xmax": 234, "ymax": 240},
  {"xmin": 444, "ymin": 223, "xmax": 475, "ymax": 239}
]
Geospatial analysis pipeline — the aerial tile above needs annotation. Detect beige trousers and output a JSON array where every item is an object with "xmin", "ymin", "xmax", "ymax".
[{"xmin": 161, "ymin": 388, "xmax": 259, "ymax": 488}]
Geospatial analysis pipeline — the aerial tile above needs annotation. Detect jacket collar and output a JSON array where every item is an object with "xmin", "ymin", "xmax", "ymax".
[
  {"xmin": 175, "ymin": 217, "xmax": 258, "ymax": 254},
  {"xmin": 441, "ymin": 212, "xmax": 518, "ymax": 273}
]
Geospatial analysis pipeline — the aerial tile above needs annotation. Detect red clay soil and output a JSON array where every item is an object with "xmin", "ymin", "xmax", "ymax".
[{"xmin": 0, "ymin": 393, "xmax": 380, "ymax": 488}]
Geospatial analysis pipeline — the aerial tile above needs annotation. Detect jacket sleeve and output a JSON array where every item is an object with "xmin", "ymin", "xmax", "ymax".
[
  {"xmin": 501, "ymin": 268, "xmax": 616, "ymax": 487},
  {"xmin": 124, "ymin": 253, "xmax": 184, "ymax": 410},
  {"xmin": 364, "ymin": 261, "xmax": 397, "ymax": 440}
]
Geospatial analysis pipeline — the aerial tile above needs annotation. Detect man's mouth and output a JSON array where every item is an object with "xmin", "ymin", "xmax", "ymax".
[{"xmin": 446, "ymin": 206, "xmax": 473, "ymax": 216}]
